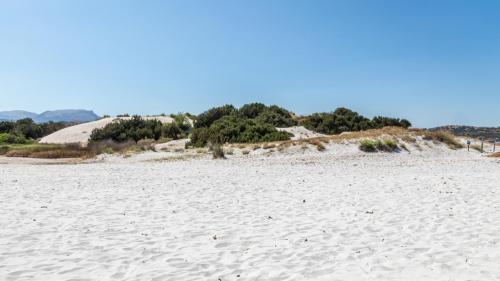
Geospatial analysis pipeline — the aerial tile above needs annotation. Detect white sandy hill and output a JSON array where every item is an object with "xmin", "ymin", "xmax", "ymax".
[
  {"xmin": 277, "ymin": 126, "xmax": 326, "ymax": 140},
  {"xmin": 39, "ymin": 116, "xmax": 174, "ymax": 146}
]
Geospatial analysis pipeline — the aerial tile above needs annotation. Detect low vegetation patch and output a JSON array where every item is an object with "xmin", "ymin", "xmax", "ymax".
[
  {"xmin": 1, "ymin": 143, "xmax": 91, "ymax": 159},
  {"xmin": 209, "ymin": 142, "xmax": 225, "ymax": 159},
  {"xmin": 471, "ymin": 144, "xmax": 482, "ymax": 152},
  {"xmin": 188, "ymin": 113, "xmax": 292, "ymax": 147},
  {"xmin": 423, "ymin": 131, "xmax": 464, "ymax": 149},
  {"xmin": 488, "ymin": 152, "xmax": 500, "ymax": 158},
  {"xmin": 306, "ymin": 139, "xmax": 326, "ymax": 151},
  {"xmin": 359, "ymin": 139, "xmax": 399, "ymax": 152},
  {"xmin": 89, "ymin": 115, "xmax": 192, "ymax": 144},
  {"xmin": 299, "ymin": 107, "xmax": 411, "ymax": 135},
  {"xmin": 187, "ymin": 103, "xmax": 296, "ymax": 147},
  {"xmin": 0, "ymin": 139, "xmax": 156, "ymax": 159},
  {"xmin": 0, "ymin": 119, "xmax": 71, "ymax": 144}
]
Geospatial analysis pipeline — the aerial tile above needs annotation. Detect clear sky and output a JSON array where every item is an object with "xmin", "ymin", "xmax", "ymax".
[{"xmin": 1, "ymin": 0, "xmax": 499, "ymax": 127}]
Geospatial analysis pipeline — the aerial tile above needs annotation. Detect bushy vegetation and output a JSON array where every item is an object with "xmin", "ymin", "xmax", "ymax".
[
  {"xmin": 0, "ymin": 119, "xmax": 70, "ymax": 144},
  {"xmin": 300, "ymin": 108, "xmax": 411, "ymax": 135},
  {"xmin": 89, "ymin": 115, "xmax": 192, "ymax": 144},
  {"xmin": 162, "ymin": 114, "xmax": 192, "ymax": 140},
  {"xmin": 359, "ymin": 139, "xmax": 400, "ymax": 152},
  {"xmin": 194, "ymin": 105, "xmax": 237, "ymax": 129},
  {"xmin": 209, "ymin": 142, "xmax": 225, "ymax": 159},
  {"xmin": 89, "ymin": 115, "xmax": 163, "ymax": 143},
  {"xmin": 188, "ymin": 103, "xmax": 296, "ymax": 147}
]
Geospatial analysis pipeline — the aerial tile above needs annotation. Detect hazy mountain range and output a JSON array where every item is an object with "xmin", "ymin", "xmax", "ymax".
[{"xmin": 0, "ymin": 110, "xmax": 99, "ymax": 123}]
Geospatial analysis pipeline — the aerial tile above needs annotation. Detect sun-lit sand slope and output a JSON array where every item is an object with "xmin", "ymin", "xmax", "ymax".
[
  {"xmin": 1, "ymin": 150, "xmax": 500, "ymax": 281},
  {"xmin": 39, "ymin": 116, "xmax": 174, "ymax": 146}
]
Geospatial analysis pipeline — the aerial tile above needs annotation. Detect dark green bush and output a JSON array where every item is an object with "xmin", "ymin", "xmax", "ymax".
[
  {"xmin": 301, "ymin": 108, "xmax": 410, "ymax": 135},
  {"xmin": 254, "ymin": 105, "xmax": 297, "ymax": 127},
  {"xmin": 0, "ymin": 133, "xmax": 28, "ymax": 144},
  {"xmin": 0, "ymin": 119, "xmax": 70, "ymax": 142},
  {"xmin": 13, "ymin": 118, "xmax": 43, "ymax": 139},
  {"xmin": 372, "ymin": 116, "xmax": 412, "ymax": 129},
  {"xmin": 0, "ymin": 121, "xmax": 15, "ymax": 133},
  {"xmin": 300, "ymin": 108, "xmax": 372, "ymax": 134},
  {"xmin": 194, "ymin": 105, "xmax": 236, "ymax": 128},
  {"xmin": 188, "ymin": 103, "xmax": 295, "ymax": 147},
  {"xmin": 162, "ymin": 114, "xmax": 192, "ymax": 140},
  {"xmin": 188, "ymin": 115, "xmax": 292, "ymax": 147},
  {"xmin": 90, "ymin": 115, "xmax": 162, "ymax": 143},
  {"xmin": 359, "ymin": 139, "xmax": 399, "ymax": 152}
]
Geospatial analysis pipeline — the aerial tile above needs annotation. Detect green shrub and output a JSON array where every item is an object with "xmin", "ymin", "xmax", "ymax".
[
  {"xmin": 0, "ymin": 133, "xmax": 28, "ymax": 144},
  {"xmin": 378, "ymin": 139, "xmax": 399, "ymax": 152},
  {"xmin": 239, "ymin": 103, "xmax": 268, "ymax": 119},
  {"xmin": 162, "ymin": 123, "xmax": 183, "ymax": 139},
  {"xmin": 0, "ymin": 145, "xmax": 9, "ymax": 155},
  {"xmin": 0, "ymin": 121, "xmax": 15, "ymax": 133},
  {"xmin": 301, "ymin": 108, "xmax": 411, "ymax": 135},
  {"xmin": 372, "ymin": 116, "xmax": 411, "ymax": 129},
  {"xmin": 90, "ymin": 115, "xmax": 162, "ymax": 143},
  {"xmin": 194, "ymin": 105, "xmax": 236, "ymax": 128},
  {"xmin": 188, "ymin": 103, "xmax": 295, "ymax": 147},
  {"xmin": 240, "ymin": 104, "xmax": 297, "ymax": 127},
  {"xmin": 12, "ymin": 118, "xmax": 43, "ymax": 139},
  {"xmin": 188, "ymin": 115, "xmax": 292, "ymax": 147},
  {"xmin": 0, "ymin": 119, "xmax": 70, "ymax": 141},
  {"xmin": 359, "ymin": 139, "xmax": 377, "ymax": 152},
  {"xmin": 359, "ymin": 139, "xmax": 399, "ymax": 152}
]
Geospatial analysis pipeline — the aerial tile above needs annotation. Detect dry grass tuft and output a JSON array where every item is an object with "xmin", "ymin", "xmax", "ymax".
[
  {"xmin": 471, "ymin": 144, "xmax": 482, "ymax": 152},
  {"xmin": 422, "ymin": 131, "xmax": 463, "ymax": 150},
  {"xmin": 306, "ymin": 139, "xmax": 326, "ymax": 151},
  {"xmin": 210, "ymin": 143, "xmax": 225, "ymax": 159},
  {"xmin": 488, "ymin": 152, "xmax": 500, "ymax": 158},
  {"xmin": 262, "ymin": 143, "xmax": 276, "ymax": 149},
  {"xmin": 401, "ymin": 135, "xmax": 417, "ymax": 143},
  {"xmin": 359, "ymin": 139, "xmax": 399, "ymax": 153},
  {"xmin": 4, "ymin": 143, "xmax": 93, "ymax": 159}
]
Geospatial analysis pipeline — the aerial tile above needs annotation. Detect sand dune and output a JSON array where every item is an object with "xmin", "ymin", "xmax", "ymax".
[
  {"xmin": 39, "ymin": 116, "xmax": 174, "ymax": 146},
  {"xmin": 277, "ymin": 126, "xmax": 326, "ymax": 140},
  {"xmin": 1, "ymin": 144, "xmax": 499, "ymax": 281}
]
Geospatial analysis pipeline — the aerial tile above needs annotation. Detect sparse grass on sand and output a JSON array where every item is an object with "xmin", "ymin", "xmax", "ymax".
[
  {"xmin": 0, "ymin": 143, "xmax": 92, "ymax": 159},
  {"xmin": 0, "ymin": 140, "xmax": 157, "ymax": 159},
  {"xmin": 209, "ymin": 143, "xmax": 225, "ymax": 159},
  {"xmin": 422, "ymin": 131, "xmax": 464, "ymax": 150},
  {"xmin": 471, "ymin": 144, "xmax": 483, "ymax": 152},
  {"xmin": 489, "ymin": 152, "xmax": 500, "ymax": 158},
  {"xmin": 359, "ymin": 139, "xmax": 399, "ymax": 152}
]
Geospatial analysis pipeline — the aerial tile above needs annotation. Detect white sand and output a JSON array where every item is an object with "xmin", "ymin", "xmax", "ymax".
[
  {"xmin": 1, "ymin": 145, "xmax": 500, "ymax": 281},
  {"xmin": 277, "ymin": 126, "xmax": 326, "ymax": 140},
  {"xmin": 39, "ymin": 116, "xmax": 175, "ymax": 146}
]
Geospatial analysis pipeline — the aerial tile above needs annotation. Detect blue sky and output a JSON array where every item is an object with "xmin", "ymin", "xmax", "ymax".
[{"xmin": 1, "ymin": 0, "xmax": 499, "ymax": 127}]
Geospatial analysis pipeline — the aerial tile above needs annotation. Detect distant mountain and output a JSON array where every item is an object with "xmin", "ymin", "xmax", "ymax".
[
  {"xmin": 0, "ymin": 109, "xmax": 99, "ymax": 123},
  {"xmin": 35, "ymin": 110, "xmax": 100, "ymax": 123},
  {"xmin": 430, "ymin": 125, "xmax": 500, "ymax": 142},
  {"xmin": 0, "ymin": 110, "xmax": 38, "ymax": 121}
]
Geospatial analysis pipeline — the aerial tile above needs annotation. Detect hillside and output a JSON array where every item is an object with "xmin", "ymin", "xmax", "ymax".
[
  {"xmin": 430, "ymin": 125, "xmax": 500, "ymax": 142},
  {"xmin": 0, "ymin": 110, "xmax": 38, "ymax": 121},
  {"xmin": 0, "ymin": 109, "xmax": 99, "ymax": 123}
]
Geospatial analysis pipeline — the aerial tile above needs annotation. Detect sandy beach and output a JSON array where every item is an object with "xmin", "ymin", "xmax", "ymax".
[{"xmin": 1, "ymin": 146, "xmax": 499, "ymax": 281}]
